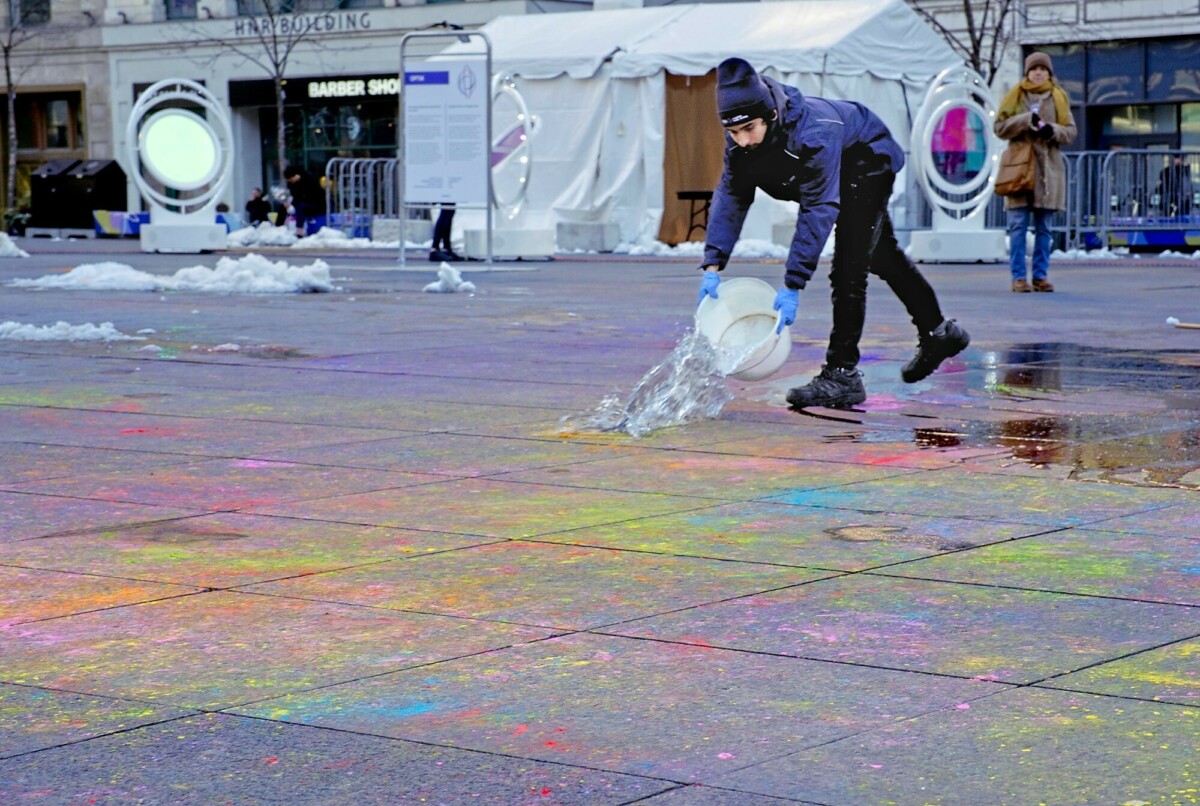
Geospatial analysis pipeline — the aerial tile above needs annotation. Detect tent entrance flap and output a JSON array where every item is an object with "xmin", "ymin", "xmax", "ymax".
[{"xmin": 658, "ymin": 71, "xmax": 725, "ymax": 246}]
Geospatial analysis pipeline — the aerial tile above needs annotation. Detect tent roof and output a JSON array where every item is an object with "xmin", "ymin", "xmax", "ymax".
[
  {"xmin": 614, "ymin": 0, "xmax": 961, "ymax": 80},
  {"xmin": 460, "ymin": 0, "xmax": 961, "ymax": 82},
  {"xmin": 450, "ymin": 6, "xmax": 689, "ymax": 80}
]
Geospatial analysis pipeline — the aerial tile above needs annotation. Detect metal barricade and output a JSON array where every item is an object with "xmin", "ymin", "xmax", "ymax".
[
  {"xmin": 324, "ymin": 157, "xmax": 402, "ymax": 239},
  {"xmin": 906, "ymin": 149, "xmax": 1199, "ymax": 252}
]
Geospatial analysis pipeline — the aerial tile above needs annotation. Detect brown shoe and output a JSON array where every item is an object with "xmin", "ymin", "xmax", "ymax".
[
  {"xmin": 1012, "ymin": 279, "xmax": 1032, "ymax": 293},
  {"xmin": 1032, "ymin": 278, "xmax": 1054, "ymax": 292}
]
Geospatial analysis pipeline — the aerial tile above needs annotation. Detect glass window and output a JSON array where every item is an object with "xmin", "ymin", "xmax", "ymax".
[
  {"xmin": 1100, "ymin": 104, "xmax": 1177, "ymax": 136},
  {"xmin": 165, "ymin": 0, "xmax": 198, "ymax": 20},
  {"xmin": 14, "ymin": 0, "xmax": 50, "ymax": 25},
  {"xmin": 14, "ymin": 93, "xmax": 83, "ymax": 151},
  {"xmin": 1183, "ymin": 103, "xmax": 1200, "ymax": 149},
  {"xmin": 1147, "ymin": 39, "xmax": 1200, "ymax": 102},
  {"xmin": 1037, "ymin": 44, "xmax": 1085, "ymax": 102},
  {"xmin": 1088, "ymin": 41, "xmax": 1144, "ymax": 105}
]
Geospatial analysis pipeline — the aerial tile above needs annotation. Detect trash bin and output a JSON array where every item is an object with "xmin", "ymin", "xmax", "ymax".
[
  {"xmin": 29, "ymin": 159, "xmax": 81, "ymax": 228},
  {"xmin": 63, "ymin": 160, "xmax": 127, "ymax": 229}
]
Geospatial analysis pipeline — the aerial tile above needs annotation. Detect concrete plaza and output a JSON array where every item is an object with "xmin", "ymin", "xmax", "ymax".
[{"xmin": 1, "ymin": 237, "xmax": 1199, "ymax": 804}]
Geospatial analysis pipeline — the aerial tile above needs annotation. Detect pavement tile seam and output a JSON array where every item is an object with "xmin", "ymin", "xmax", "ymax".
[
  {"xmin": 206, "ymin": 630, "xmax": 578, "ymax": 714},
  {"xmin": 4, "ymin": 588, "xmax": 210, "ymax": 628},
  {"xmin": 0, "ymin": 400, "xmax": 440, "ymax": 437},
  {"xmin": 1023, "ymin": 630, "xmax": 1200, "ymax": 689},
  {"xmin": 861, "ymin": 568, "xmax": 1200, "ymax": 610},
  {"xmin": 211, "ymin": 710, "xmax": 690, "ymax": 789},
  {"xmin": 0, "ymin": 708, "xmax": 198, "ymax": 762},
  {"xmin": 1028, "ymin": 680, "xmax": 1200, "ymax": 711},
  {"xmin": 3, "ymin": 473, "xmax": 463, "ymax": 513},
  {"xmin": 4, "ymin": 510, "xmax": 210, "ymax": 544},
  {"xmin": 487, "ymin": 466, "xmax": 926, "ymax": 503},
  {"xmin": 513, "ymin": 534, "xmax": 858, "ymax": 573},
  {"xmin": 89, "ymin": 353, "xmax": 619, "ymax": 391},
  {"xmin": 585, "ymin": 629, "xmax": 1032, "ymax": 693},
  {"xmin": 222, "ymin": 583, "xmax": 599, "ymax": 632}
]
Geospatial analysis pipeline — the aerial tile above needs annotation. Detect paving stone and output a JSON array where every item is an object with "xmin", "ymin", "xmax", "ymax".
[
  {"xmin": 243, "ymin": 540, "xmax": 826, "ymax": 630},
  {"xmin": 535, "ymin": 501, "xmax": 1041, "ymax": 570},
  {"xmin": 250, "ymin": 478, "xmax": 712, "ymax": 538},
  {"xmin": 0, "ymin": 712, "xmax": 671, "ymax": 804},
  {"xmin": 0, "ymin": 513, "xmax": 487, "ymax": 588},
  {"xmin": 880, "ymin": 527, "xmax": 1200, "ymax": 605},
  {"xmin": 0, "ymin": 683, "xmax": 192, "ymax": 760},
  {"xmin": 2, "ymin": 591, "xmax": 551, "ymax": 710},
  {"xmin": 606, "ymin": 574, "xmax": 1200, "ymax": 684},
  {"xmin": 708, "ymin": 687, "xmax": 1200, "ymax": 804},
  {"xmin": 232, "ymin": 633, "xmax": 996, "ymax": 781}
]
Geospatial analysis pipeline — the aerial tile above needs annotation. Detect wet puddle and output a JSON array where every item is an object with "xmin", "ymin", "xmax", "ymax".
[{"xmin": 837, "ymin": 343, "xmax": 1200, "ymax": 489}]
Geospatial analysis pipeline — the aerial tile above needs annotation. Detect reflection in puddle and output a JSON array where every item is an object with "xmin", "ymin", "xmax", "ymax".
[
  {"xmin": 975, "ymin": 343, "xmax": 1200, "ymax": 486},
  {"xmin": 835, "ymin": 343, "xmax": 1200, "ymax": 488}
]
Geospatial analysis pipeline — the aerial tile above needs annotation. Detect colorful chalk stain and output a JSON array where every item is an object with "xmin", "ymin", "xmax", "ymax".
[{"xmin": 4, "ymin": 258, "xmax": 1200, "ymax": 802}]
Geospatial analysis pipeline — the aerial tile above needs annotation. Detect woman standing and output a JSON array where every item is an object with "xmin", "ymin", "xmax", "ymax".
[{"xmin": 994, "ymin": 52, "xmax": 1077, "ymax": 292}]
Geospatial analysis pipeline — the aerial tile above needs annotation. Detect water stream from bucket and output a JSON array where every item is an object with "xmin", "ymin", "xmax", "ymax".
[{"xmin": 563, "ymin": 329, "xmax": 753, "ymax": 438}]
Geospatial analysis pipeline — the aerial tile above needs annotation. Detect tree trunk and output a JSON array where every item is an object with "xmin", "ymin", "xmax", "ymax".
[
  {"xmin": 274, "ymin": 74, "xmax": 286, "ymax": 186},
  {"xmin": 4, "ymin": 48, "xmax": 16, "ymax": 216}
]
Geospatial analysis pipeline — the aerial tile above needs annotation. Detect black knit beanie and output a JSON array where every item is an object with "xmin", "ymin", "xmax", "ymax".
[{"xmin": 716, "ymin": 58, "xmax": 774, "ymax": 126}]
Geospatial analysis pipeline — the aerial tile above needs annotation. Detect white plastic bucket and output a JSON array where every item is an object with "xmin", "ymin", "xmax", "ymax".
[{"xmin": 695, "ymin": 277, "xmax": 792, "ymax": 381}]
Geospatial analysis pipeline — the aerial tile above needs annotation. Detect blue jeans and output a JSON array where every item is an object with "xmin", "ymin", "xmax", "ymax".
[{"xmin": 1007, "ymin": 206, "xmax": 1052, "ymax": 281}]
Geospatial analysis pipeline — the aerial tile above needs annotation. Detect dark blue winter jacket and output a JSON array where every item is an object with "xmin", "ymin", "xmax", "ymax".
[{"xmin": 703, "ymin": 77, "xmax": 905, "ymax": 290}]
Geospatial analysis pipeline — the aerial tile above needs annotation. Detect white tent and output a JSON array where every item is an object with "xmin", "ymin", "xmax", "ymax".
[{"xmin": 448, "ymin": 0, "xmax": 962, "ymax": 247}]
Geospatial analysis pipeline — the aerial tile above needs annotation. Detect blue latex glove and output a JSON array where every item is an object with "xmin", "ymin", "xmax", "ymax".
[
  {"xmin": 773, "ymin": 287, "xmax": 799, "ymax": 334},
  {"xmin": 697, "ymin": 270, "xmax": 720, "ymax": 306}
]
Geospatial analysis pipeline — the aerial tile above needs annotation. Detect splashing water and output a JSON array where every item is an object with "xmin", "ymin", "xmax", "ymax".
[{"xmin": 564, "ymin": 329, "xmax": 735, "ymax": 437}]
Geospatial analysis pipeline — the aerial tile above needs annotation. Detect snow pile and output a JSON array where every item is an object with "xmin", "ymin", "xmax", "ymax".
[
  {"xmin": 294, "ymin": 227, "xmax": 401, "ymax": 250},
  {"xmin": 1052, "ymin": 247, "xmax": 1127, "ymax": 260},
  {"xmin": 10, "ymin": 253, "xmax": 337, "ymax": 293},
  {"xmin": 423, "ymin": 262, "xmax": 476, "ymax": 293},
  {"xmin": 227, "ymin": 223, "xmax": 298, "ymax": 248},
  {"xmin": 615, "ymin": 237, "xmax": 791, "ymax": 260},
  {"xmin": 0, "ymin": 233, "xmax": 29, "ymax": 258},
  {"xmin": 0, "ymin": 320, "xmax": 145, "ymax": 342},
  {"xmin": 1156, "ymin": 249, "xmax": 1200, "ymax": 260}
]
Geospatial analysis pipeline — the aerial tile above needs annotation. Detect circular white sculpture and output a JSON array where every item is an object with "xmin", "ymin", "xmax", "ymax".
[
  {"xmin": 490, "ymin": 73, "xmax": 537, "ymax": 217},
  {"xmin": 910, "ymin": 66, "xmax": 1000, "ymax": 222},
  {"xmin": 126, "ymin": 79, "xmax": 233, "ymax": 218}
]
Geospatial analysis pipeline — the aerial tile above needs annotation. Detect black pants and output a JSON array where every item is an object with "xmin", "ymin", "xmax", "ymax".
[
  {"xmin": 433, "ymin": 206, "xmax": 456, "ymax": 251},
  {"xmin": 826, "ymin": 169, "xmax": 944, "ymax": 370}
]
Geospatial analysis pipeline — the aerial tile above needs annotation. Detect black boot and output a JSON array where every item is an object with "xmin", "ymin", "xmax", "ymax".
[
  {"xmin": 901, "ymin": 319, "xmax": 970, "ymax": 382},
  {"xmin": 786, "ymin": 365, "xmax": 866, "ymax": 409}
]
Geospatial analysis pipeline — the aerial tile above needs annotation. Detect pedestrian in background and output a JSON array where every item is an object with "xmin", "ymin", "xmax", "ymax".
[
  {"xmin": 283, "ymin": 165, "xmax": 327, "ymax": 235},
  {"xmin": 994, "ymin": 51, "xmax": 1077, "ymax": 293},
  {"xmin": 245, "ymin": 187, "xmax": 271, "ymax": 225}
]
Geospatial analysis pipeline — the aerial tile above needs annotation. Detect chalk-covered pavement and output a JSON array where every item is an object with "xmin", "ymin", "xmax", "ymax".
[{"xmin": 2, "ymin": 238, "xmax": 1198, "ymax": 804}]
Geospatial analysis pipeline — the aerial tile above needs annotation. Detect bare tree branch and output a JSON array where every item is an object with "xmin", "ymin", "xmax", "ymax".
[
  {"xmin": 171, "ymin": 0, "xmax": 328, "ymax": 184},
  {"xmin": 908, "ymin": 0, "xmax": 1018, "ymax": 87},
  {"xmin": 2, "ymin": 3, "xmax": 83, "ymax": 213}
]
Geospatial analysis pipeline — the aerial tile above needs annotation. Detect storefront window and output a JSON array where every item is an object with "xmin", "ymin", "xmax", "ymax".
[
  {"xmin": 1147, "ymin": 39, "xmax": 1200, "ymax": 102},
  {"xmin": 165, "ymin": 0, "xmax": 198, "ymax": 20},
  {"xmin": 1100, "ymin": 105, "xmax": 1177, "ymax": 137},
  {"xmin": 14, "ymin": 93, "xmax": 83, "ymax": 151},
  {"xmin": 1183, "ymin": 103, "xmax": 1200, "ymax": 149},
  {"xmin": 12, "ymin": 0, "xmax": 50, "ymax": 25},
  {"xmin": 1088, "ymin": 41, "xmax": 1144, "ymax": 105}
]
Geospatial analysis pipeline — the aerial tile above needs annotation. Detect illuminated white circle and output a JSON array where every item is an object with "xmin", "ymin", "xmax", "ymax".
[{"xmin": 139, "ymin": 110, "xmax": 222, "ymax": 191}]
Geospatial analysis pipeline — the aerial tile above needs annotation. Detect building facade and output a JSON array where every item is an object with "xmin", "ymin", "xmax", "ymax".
[
  {"xmin": 4, "ymin": 0, "xmax": 1200, "ymax": 219},
  {"xmin": 910, "ymin": 0, "xmax": 1200, "ymax": 151}
]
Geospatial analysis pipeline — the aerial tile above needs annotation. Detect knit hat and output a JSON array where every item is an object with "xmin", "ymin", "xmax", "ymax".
[
  {"xmin": 1024, "ymin": 51, "xmax": 1053, "ymax": 76},
  {"xmin": 716, "ymin": 58, "xmax": 775, "ymax": 126}
]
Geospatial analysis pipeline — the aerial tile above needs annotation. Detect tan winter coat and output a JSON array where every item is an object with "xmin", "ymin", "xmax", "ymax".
[{"xmin": 993, "ymin": 87, "xmax": 1077, "ymax": 211}]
